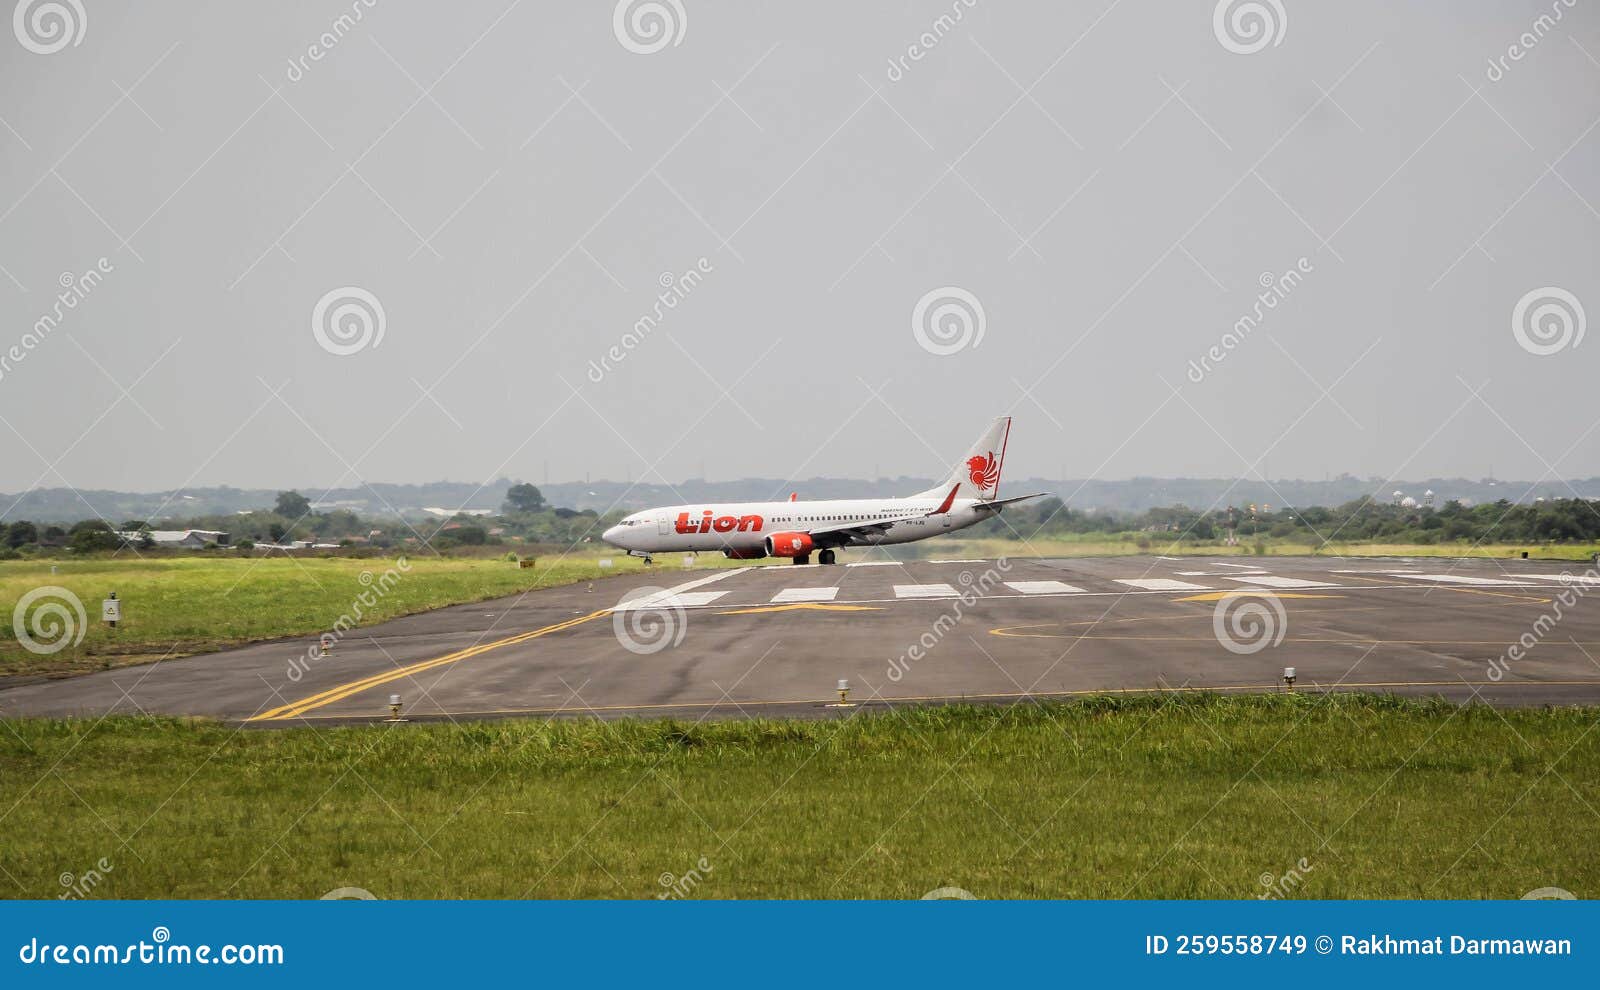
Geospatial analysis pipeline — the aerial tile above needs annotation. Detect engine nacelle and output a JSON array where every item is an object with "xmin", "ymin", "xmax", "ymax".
[
  {"xmin": 764, "ymin": 532, "xmax": 814, "ymax": 558},
  {"xmin": 723, "ymin": 547, "xmax": 768, "ymax": 560}
]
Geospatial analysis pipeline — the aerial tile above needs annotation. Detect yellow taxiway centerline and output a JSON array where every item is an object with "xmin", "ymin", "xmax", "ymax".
[{"xmin": 249, "ymin": 609, "xmax": 611, "ymax": 722}]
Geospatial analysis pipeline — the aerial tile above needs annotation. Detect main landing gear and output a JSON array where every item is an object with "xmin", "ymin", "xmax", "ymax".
[{"xmin": 791, "ymin": 549, "xmax": 837, "ymax": 565}]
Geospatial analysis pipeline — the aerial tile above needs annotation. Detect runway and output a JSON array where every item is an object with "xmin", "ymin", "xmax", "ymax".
[{"xmin": 3, "ymin": 555, "xmax": 1599, "ymax": 724}]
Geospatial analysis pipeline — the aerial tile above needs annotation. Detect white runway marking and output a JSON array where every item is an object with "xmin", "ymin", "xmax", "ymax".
[
  {"xmin": 1004, "ymin": 580, "xmax": 1086, "ymax": 595},
  {"xmin": 1225, "ymin": 575, "xmax": 1340, "ymax": 589},
  {"xmin": 656, "ymin": 591, "xmax": 730, "ymax": 607},
  {"xmin": 1177, "ymin": 569, "xmax": 1265, "ymax": 576},
  {"xmin": 1388, "ymin": 573, "xmax": 1537, "ymax": 587},
  {"xmin": 894, "ymin": 583, "xmax": 960, "ymax": 598},
  {"xmin": 615, "ymin": 568, "xmax": 747, "ymax": 610},
  {"xmin": 771, "ymin": 587, "xmax": 841, "ymax": 603},
  {"xmin": 1210, "ymin": 562, "xmax": 1265, "ymax": 569},
  {"xmin": 847, "ymin": 561, "xmax": 902, "ymax": 567},
  {"xmin": 1508, "ymin": 573, "xmax": 1600, "ymax": 586},
  {"xmin": 1115, "ymin": 578, "xmax": 1210, "ymax": 591},
  {"xmin": 928, "ymin": 559, "xmax": 987, "ymax": 564}
]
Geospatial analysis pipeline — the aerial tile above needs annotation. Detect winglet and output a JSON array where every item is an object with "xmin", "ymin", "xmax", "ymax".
[{"xmin": 931, "ymin": 483, "xmax": 960, "ymax": 515}]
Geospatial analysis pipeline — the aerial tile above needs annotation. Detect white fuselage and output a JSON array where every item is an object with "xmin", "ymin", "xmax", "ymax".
[{"xmin": 601, "ymin": 496, "xmax": 993, "ymax": 555}]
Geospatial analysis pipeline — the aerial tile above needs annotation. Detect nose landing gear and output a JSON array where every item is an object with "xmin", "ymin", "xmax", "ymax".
[{"xmin": 819, "ymin": 549, "xmax": 836, "ymax": 565}]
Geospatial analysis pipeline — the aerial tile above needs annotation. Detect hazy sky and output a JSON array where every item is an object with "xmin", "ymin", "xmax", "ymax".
[{"xmin": 1, "ymin": 1, "xmax": 1597, "ymax": 498}]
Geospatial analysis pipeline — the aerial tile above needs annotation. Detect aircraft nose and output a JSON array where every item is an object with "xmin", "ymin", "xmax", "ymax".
[{"xmin": 601, "ymin": 525, "xmax": 624, "ymax": 547}]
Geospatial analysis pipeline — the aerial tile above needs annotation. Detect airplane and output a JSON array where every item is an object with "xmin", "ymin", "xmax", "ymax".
[{"xmin": 600, "ymin": 416, "xmax": 1049, "ymax": 565}]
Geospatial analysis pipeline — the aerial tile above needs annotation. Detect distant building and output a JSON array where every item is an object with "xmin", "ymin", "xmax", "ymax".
[
  {"xmin": 117, "ymin": 529, "xmax": 230, "ymax": 548},
  {"xmin": 422, "ymin": 506, "xmax": 495, "ymax": 518}
]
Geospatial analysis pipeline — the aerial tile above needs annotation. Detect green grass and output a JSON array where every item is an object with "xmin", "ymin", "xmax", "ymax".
[
  {"xmin": 2, "ymin": 695, "xmax": 1595, "ymax": 899},
  {"xmin": 0, "ymin": 553, "xmax": 749, "ymax": 677}
]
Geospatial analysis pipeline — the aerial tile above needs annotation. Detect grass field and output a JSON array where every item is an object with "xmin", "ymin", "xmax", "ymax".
[
  {"xmin": 1, "ymin": 695, "xmax": 1594, "ymax": 899},
  {"xmin": 0, "ymin": 553, "xmax": 747, "ymax": 677}
]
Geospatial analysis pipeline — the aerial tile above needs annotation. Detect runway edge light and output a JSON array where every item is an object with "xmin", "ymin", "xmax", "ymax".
[{"xmin": 828, "ymin": 679, "xmax": 855, "ymax": 708}]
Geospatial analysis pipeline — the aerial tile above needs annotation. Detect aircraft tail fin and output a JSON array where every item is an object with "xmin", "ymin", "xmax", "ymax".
[{"xmin": 912, "ymin": 416, "xmax": 1011, "ymax": 504}]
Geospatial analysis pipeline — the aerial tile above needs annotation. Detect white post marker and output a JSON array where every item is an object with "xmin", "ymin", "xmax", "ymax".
[{"xmin": 102, "ymin": 596, "xmax": 121, "ymax": 629}]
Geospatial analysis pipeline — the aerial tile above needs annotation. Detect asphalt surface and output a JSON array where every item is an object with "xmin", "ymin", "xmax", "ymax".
[{"xmin": 3, "ymin": 555, "xmax": 1599, "ymax": 724}]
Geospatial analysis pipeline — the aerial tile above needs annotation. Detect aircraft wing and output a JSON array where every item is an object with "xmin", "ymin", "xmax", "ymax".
[{"xmin": 806, "ymin": 513, "xmax": 925, "ymax": 541}]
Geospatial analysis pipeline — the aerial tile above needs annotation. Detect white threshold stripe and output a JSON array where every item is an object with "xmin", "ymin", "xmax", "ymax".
[
  {"xmin": 1387, "ymin": 573, "xmax": 1537, "ymax": 587},
  {"xmin": 771, "ymin": 587, "xmax": 840, "ymax": 603},
  {"xmin": 1225, "ymin": 575, "xmax": 1340, "ymax": 589},
  {"xmin": 894, "ymin": 583, "xmax": 960, "ymax": 598},
  {"xmin": 847, "ymin": 561, "xmax": 902, "ymax": 567},
  {"xmin": 1508, "ymin": 573, "xmax": 1600, "ymax": 586},
  {"xmin": 615, "ymin": 568, "xmax": 748, "ymax": 610},
  {"xmin": 1115, "ymin": 578, "xmax": 1210, "ymax": 591},
  {"xmin": 1004, "ymin": 580, "xmax": 1085, "ymax": 594},
  {"xmin": 611, "ymin": 581, "xmax": 1500, "ymax": 612}
]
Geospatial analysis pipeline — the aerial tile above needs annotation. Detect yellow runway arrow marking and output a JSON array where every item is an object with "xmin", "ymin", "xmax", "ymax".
[
  {"xmin": 716, "ymin": 603, "xmax": 883, "ymax": 615},
  {"xmin": 1175, "ymin": 591, "xmax": 1341, "ymax": 602}
]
